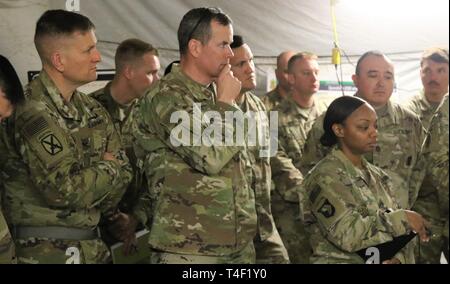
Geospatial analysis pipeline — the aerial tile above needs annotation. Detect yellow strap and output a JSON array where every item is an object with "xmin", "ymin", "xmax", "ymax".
[
  {"xmin": 330, "ymin": 0, "xmax": 341, "ymax": 65},
  {"xmin": 330, "ymin": 0, "xmax": 339, "ymax": 45}
]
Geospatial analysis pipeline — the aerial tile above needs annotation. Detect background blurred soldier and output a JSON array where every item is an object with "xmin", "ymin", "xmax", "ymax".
[
  {"xmin": 91, "ymin": 39, "xmax": 160, "ymax": 213},
  {"xmin": 406, "ymin": 47, "xmax": 448, "ymax": 264},
  {"xmin": 270, "ymin": 52, "xmax": 328, "ymax": 263},
  {"xmin": 261, "ymin": 51, "xmax": 296, "ymax": 111},
  {"xmin": 90, "ymin": 39, "xmax": 160, "ymax": 255},
  {"xmin": 411, "ymin": 94, "xmax": 449, "ymax": 263},
  {"xmin": 406, "ymin": 47, "xmax": 448, "ymax": 129},
  {"xmin": 230, "ymin": 35, "xmax": 289, "ymax": 264}
]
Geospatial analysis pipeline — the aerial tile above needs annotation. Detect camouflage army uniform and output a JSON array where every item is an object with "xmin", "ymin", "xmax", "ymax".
[
  {"xmin": 405, "ymin": 91, "xmax": 441, "ymax": 130},
  {"xmin": 411, "ymin": 95, "xmax": 449, "ymax": 263},
  {"xmin": 300, "ymin": 98, "xmax": 425, "ymax": 210},
  {"xmin": 302, "ymin": 148, "xmax": 413, "ymax": 264},
  {"xmin": 261, "ymin": 87, "xmax": 285, "ymax": 111},
  {"xmin": 90, "ymin": 82, "xmax": 142, "ymax": 212},
  {"xmin": 270, "ymin": 96, "xmax": 328, "ymax": 263},
  {"xmin": 0, "ymin": 71, "xmax": 132, "ymax": 264},
  {"xmin": 0, "ymin": 127, "xmax": 16, "ymax": 264},
  {"xmin": 238, "ymin": 91, "xmax": 289, "ymax": 264},
  {"xmin": 131, "ymin": 64, "xmax": 258, "ymax": 264},
  {"xmin": 0, "ymin": 208, "xmax": 14, "ymax": 264}
]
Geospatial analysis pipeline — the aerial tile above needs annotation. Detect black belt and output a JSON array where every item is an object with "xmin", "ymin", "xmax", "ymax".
[{"xmin": 13, "ymin": 226, "xmax": 99, "ymax": 240}]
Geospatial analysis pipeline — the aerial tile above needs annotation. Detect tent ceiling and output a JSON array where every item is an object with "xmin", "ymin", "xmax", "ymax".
[{"xmin": 49, "ymin": 0, "xmax": 449, "ymax": 57}]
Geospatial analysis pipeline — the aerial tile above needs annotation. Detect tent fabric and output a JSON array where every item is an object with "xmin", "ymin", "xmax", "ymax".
[{"xmin": 1, "ymin": 0, "xmax": 448, "ymax": 98}]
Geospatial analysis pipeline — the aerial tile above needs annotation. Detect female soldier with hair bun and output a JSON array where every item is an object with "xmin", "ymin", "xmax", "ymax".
[{"xmin": 300, "ymin": 96, "xmax": 430, "ymax": 264}]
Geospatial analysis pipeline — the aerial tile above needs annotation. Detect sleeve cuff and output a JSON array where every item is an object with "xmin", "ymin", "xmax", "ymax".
[
  {"xmin": 385, "ymin": 209, "xmax": 409, "ymax": 237},
  {"xmin": 132, "ymin": 209, "xmax": 148, "ymax": 228}
]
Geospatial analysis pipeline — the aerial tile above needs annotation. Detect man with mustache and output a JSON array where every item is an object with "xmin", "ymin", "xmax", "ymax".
[
  {"xmin": 299, "ymin": 52, "xmax": 425, "ymax": 263},
  {"xmin": 406, "ymin": 47, "xmax": 448, "ymax": 129},
  {"xmin": 270, "ymin": 52, "xmax": 328, "ymax": 263},
  {"xmin": 408, "ymin": 47, "xmax": 449, "ymax": 264}
]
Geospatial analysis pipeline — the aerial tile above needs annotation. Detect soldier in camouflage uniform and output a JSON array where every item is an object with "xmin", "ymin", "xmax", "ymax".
[
  {"xmin": 0, "ymin": 137, "xmax": 14, "ymax": 264},
  {"xmin": 405, "ymin": 47, "xmax": 448, "ymax": 130},
  {"xmin": 270, "ymin": 52, "xmax": 328, "ymax": 263},
  {"xmin": 0, "ymin": 10, "xmax": 132, "ymax": 264},
  {"xmin": 300, "ymin": 51, "xmax": 425, "ymax": 211},
  {"xmin": 0, "ymin": 55, "xmax": 25, "ymax": 264},
  {"xmin": 128, "ymin": 8, "xmax": 258, "ymax": 264},
  {"xmin": 230, "ymin": 35, "xmax": 289, "ymax": 264},
  {"xmin": 261, "ymin": 51, "xmax": 296, "ymax": 111},
  {"xmin": 405, "ymin": 47, "xmax": 448, "ymax": 264},
  {"xmin": 411, "ymin": 94, "xmax": 449, "ymax": 263},
  {"xmin": 91, "ymin": 39, "xmax": 161, "ymax": 213},
  {"xmin": 301, "ymin": 96, "xmax": 429, "ymax": 264}
]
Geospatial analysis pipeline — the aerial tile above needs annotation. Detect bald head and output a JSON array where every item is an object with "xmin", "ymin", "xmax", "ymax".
[
  {"xmin": 277, "ymin": 51, "xmax": 296, "ymax": 71},
  {"xmin": 276, "ymin": 51, "xmax": 296, "ymax": 92}
]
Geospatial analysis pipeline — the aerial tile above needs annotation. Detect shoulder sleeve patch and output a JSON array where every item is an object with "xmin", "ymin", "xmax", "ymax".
[
  {"xmin": 21, "ymin": 115, "xmax": 71, "ymax": 169},
  {"xmin": 312, "ymin": 190, "xmax": 349, "ymax": 231},
  {"xmin": 317, "ymin": 198, "xmax": 336, "ymax": 218}
]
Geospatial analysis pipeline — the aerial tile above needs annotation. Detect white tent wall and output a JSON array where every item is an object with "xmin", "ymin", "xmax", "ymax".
[
  {"xmin": 0, "ymin": 0, "xmax": 50, "ymax": 84},
  {"xmin": 1, "ymin": 0, "xmax": 448, "ymax": 102}
]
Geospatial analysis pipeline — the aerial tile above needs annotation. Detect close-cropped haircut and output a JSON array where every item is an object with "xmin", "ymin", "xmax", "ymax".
[
  {"xmin": 230, "ymin": 35, "xmax": 244, "ymax": 49},
  {"xmin": 420, "ymin": 47, "xmax": 449, "ymax": 66},
  {"xmin": 177, "ymin": 7, "xmax": 232, "ymax": 56},
  {"xmin": 115, "ymin": 38, "xmax": 159, "ymax": 73},
  {"xmin": 0, "ymin": 55, "xmax": 24, "ymax": 106},
  {"xmin": 287, "ymin": 52, "xmax": 318, "ymax": 73},
  {"xmin": 355, "ymin": 50, "xmax": 387, "ymax": 75},
  {"xmin": 34, "ymin": 9, "xmax": 95, "ymax": 62},
  {"xmin": 320, "ymin": 96, "xmax": 368, "ymax": 147}
]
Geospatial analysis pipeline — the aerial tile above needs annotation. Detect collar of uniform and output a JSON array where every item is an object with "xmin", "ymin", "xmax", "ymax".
[
  {"xmin": 106, "ymin": 82, "xmax": 124, "ymax": 123},
  {"xmin": 119, "ymin": 99, "xmax": 138, "ymax": 124},
  {"xmin": 285, "ymin": 95, "xmax": 317, "ymax": 120},
  {"xmin": 170, "ymin": 64, "xmax": 216, "ymax": 103},
  {"xmin": 269, "ymin": 86, "xmax": 282, "ymax": 99},
  {"xmin": 384, "ymin": 100, "xmax": 400, "ymax": 125},
  {"xmin": 354, "ymin": 92, "xmax": 397, "ymax": 125},
  {"xmin": 237, "ymin": 91, "xmax": 258, "ymax": 112},
  {"xmin": 38, "ymin": 70, "xmax": 83, "ymax": 121},
  {"xmin": 272, "ymin": 87, "xmax": 288, "ymax": 105},
  {"xmin": 414, "ymin": 90, "xmax": 432, "ymax": 113},
  {"xmin": 331, "ymin": 147, "xmax": 370, "ymax": 181},
  {"xmin": 104, "ymin": 81, "xmax": 136, "ymax": 124},
  {"xmin": 419, "ymin": 89, "xmax": 441, "ymax": 110}
]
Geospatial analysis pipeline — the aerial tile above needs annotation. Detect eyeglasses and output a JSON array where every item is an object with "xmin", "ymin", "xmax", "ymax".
[
  {"xmin": 187, "ymin": 13, "xmax": 210, "ymax": 43},
  {"xmin": 186, "ymin": 7, "xmax": 222, "ymax": 43}
]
